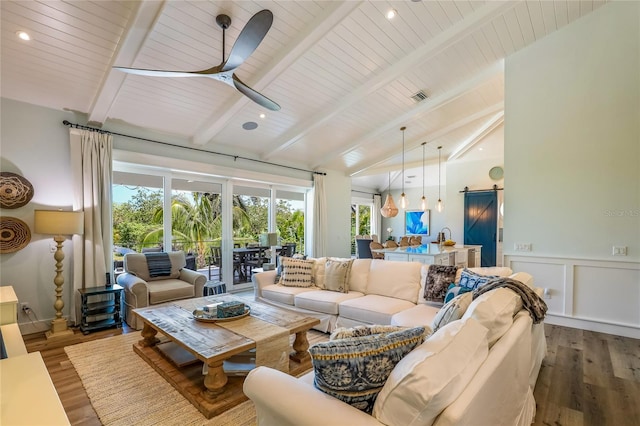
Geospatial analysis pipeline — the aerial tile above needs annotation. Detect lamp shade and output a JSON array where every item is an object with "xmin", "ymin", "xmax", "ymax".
[
  {"xmin": 380, "ymin": 194, "xmax": 399, "ymax": 218},
  {"xmin": 34, "ymin": 210, "xmax": 84, "ymax": 236}
]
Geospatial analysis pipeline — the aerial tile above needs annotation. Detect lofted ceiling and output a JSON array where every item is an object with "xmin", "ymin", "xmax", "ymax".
[{"xmin": 1, "ymin": 0, "xmax": 608, "ymax": 191}]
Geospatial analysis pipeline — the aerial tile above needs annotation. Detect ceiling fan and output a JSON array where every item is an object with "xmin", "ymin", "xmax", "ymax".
[{"xmin": 113, "ymin": 9, "xmax": 280, "ymax": 111}]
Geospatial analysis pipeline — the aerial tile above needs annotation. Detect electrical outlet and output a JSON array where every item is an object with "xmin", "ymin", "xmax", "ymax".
[
  {"xmin": 514, "ymin": 243, "xmax": 532, "ymax": 252},
  {"xmin": 543, "ymin": 288, "xmax": 551, "ymax": 300},
  {"xmin": 49, "ymin": 242, "xmax": 57, "ymax": 253},
  {"xmin": 21, "ymin": 302, "xmax": 30, "ymax": 313},
  {"xmin": 612, "ymin": 246, "xmax": 627, "ymax": 256}
]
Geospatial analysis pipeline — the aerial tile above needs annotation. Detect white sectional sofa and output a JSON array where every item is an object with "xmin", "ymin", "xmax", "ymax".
[
  {"xmin": 247, "ymin": 259, "xmax": 547, "ymax": 425},
  {"xmin": 252, "ymin": 259, "xmax": 523, "ymax": 333}
]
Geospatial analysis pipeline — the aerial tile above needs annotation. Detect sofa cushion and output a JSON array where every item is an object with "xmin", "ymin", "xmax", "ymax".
[
  {"xmin": 124, "ymin": 251, "xmax": 185, "ymax": 282},
  {"xmin": 147, "ymin": 279, "xmax": 195, "ymax": 305},
  {"xmin": 431, "ymin": 292, "xmax": 473, "ymax": 332},
  {"xmin": 424, "ymin": 264, "xmax": 458, "ymax": 302},
  {"xmin": 458, "ymin": 268, "xmax": 499, "ymax": 290},
  {"xmin": 348, "ymin": 259, "xmax": 371, "ymax": 293},
  {"xmin": 372, "ymin": 318, "xmax": 489, "ymax": 426},
  {"xmin": 509, "ymin": 271, "xmax": 534, "ymax": 288},
  {"xmin": 338, "ymin": 295, "xmax": 416, "ymax": 325},
  {"xmin": 262, "ymin": 284, "xmax": 318, "ymax": 306},
  {"xmin": 309, "ymin": 326, "xmax": 426, "ymax": 414},
  {"xmin": 390, "ymin": 304, "xmax": 440, "ymax": 328},
  {"xmin": 367, "ymin": 260, "xmax": 422, "ymax": 303},
  {"xmin": 279, "ymin": 257, "xmax": 315, "ymax": 287},
  {"xmin": 461, "ymin": 288, "xmax": 520, "ymax": 346},
  {"xmin": 295, "ymin": 290, "xmax": 364, "ymax": 315},
  {"xmin": 324, "ymin": 258, "xmax": 354, "ymax": 293}
]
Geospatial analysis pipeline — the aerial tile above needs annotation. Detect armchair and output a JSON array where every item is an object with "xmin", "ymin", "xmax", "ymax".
[{"xmin": 117, "ymin": 251, "xmax": 207, "ymax": 329}]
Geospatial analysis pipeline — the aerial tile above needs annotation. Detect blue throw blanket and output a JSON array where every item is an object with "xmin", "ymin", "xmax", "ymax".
[{"xmin": 145, "ymin": 252, "xmax": 172, "ymax": 277}]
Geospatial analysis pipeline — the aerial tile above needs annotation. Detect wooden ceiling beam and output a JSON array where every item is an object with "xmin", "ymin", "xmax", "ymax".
[
  {"xmin": 87, "ymin": 0, "xmax": 166, "ymax": 126},
  {"xmin": 191, "ymin": 1, "xmax": 363, "ymax": 146},
  {"xmin": 263, "ymin": 0, "xmax": 517, "ymax": 160}
]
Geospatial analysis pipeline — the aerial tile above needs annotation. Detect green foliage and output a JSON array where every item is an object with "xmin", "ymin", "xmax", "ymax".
[{"xmin": 113, "ymin": 187, "xmax": 305, "ymax": 267}]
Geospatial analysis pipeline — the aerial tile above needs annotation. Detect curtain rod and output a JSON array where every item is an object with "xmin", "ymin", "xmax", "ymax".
[
  {"xmin": 459, "ymin": 185, "xmax": 504, "ymax": 193},
  {"xmin": 351, "ymin": 189, "xmax": 382, "ymax": 197},
  {"xmin": 62, "ymin": 120, "xmax": 326, "ymax": 176}
]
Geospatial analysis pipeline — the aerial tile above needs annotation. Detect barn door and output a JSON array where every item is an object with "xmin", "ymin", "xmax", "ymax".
[{"xmin": 464, "ymin": 191, "xmax": 498, "ymax": 266}]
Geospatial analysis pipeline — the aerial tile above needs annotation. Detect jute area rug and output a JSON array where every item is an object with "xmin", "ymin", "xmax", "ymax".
[{"xmin": 65, "ymin": 333, "xmax": 256, "ymax": 426}]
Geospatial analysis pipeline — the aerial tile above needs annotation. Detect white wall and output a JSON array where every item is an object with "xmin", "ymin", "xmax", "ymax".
[
  {"xmin": 504, "ymin": 1, "xmax": 640, "ymax": 338},
  {"xmin": 0, "ymin": 98, "xmax": 354, "ymax": 333},
  {"xmin": 0, "ymin": 99, "xmax": 78, "ymax": 333}
]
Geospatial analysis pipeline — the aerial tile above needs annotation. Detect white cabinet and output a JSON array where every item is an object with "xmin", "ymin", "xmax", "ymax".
[
  {"xmin": 408, "ymin": 255, "xmax": 433, "ymax": 265},
  {"xmin": 0, "ymin": 286, "xmax": 18, "ymax": 325},
  {"xmin": 386, "ymin": 253, "xmax": 409, "ymax": 262}
]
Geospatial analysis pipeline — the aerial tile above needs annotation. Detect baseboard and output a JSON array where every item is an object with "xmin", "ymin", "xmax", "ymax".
[{"xmin": 545, "ymin": 314, "xmax": 640, "ymax": 339}]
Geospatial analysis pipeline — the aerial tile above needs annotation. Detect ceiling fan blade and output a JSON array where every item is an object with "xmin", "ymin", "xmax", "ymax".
[
  {"xmin": 113, "ymin": 66, "xmax": 218, "ymax": 78},
  {"xmin": 232, "ymin": 74, "xmax": 280, "ymax": 111},
  {"xmin": 221, "ymin": 10, "xmax": 273, "ymax": 72}
]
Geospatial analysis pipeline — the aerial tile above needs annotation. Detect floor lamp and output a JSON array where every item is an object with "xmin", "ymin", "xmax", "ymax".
[{"xmin": 34, "ymin": 210, "xmax": 84, "ymax": 339}]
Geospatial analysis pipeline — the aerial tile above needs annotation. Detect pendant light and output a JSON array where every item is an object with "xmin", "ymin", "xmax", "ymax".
[
  {"xmin": 399, "ymin": 126, "xmax": 409, "ymax": 209},
  {"xmin": 436, "ymin": 145, "xmax": 444, "ymax": 212},
  {"xmin": 380, "ymin": 172, "xmax": 398, "ymax": 218},
  {"xmin": 420, "ymin": 142, "xmax": 427, "ymax": 211}
]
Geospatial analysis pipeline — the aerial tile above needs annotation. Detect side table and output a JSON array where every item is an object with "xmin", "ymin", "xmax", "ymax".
[
  {"xmin": 78, "ymin": 284, "xmax": 123, "ymax": 335},
  {"xmin": 203, "ymin": 281, "xmax": 227, "ymax": 296}
]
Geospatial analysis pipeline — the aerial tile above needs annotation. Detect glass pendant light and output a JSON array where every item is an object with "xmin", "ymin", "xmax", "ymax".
[
  {"xmin": 380, "ymin": 172, "xmax": 398, "ymax": 218},
  {"xmin": 436, "ymin": 146, "xmax": 444, "ymax": 212},
  {"xmin": 420, "ymin": 142, "xmax": 427, "ymax": 211},
  {"xmin": 399, "ymin": 126, "xmax": 409, "ymax": 209}
]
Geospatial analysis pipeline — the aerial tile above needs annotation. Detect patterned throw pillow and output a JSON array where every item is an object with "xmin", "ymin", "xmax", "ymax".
[
  {"xmin": 324, "ymin": 258, "xmax": 354, "ymax": 293},
  {"xmin": 309, "ymin": 326, "xmax": 426, "ymax": 413},
  {"xmin": 330, "ymin": 325, "xmax": 405, "ymax": 341},
  {"xmin": 431, "ymin": 292, "xmax": 473, "ymax": 332},
  {"xmin": 279, "ymin": 257, "xmax": 314, "ymax": 287},
  {"xmin": 424, "ymin": 265, "xmax": 459, "ymax": 302},
  {"xmin": 444, "ymin": 284, "xmax": 472, "ymax": 303},
  {"xmin": 458, "ymin": 268, "xmax": 499, "ymax": 290}
]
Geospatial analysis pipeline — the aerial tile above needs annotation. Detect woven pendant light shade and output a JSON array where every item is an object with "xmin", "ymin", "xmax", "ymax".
[{"xmin": 380, "ymin": 193, "xmax": 399, "ymax": 218}]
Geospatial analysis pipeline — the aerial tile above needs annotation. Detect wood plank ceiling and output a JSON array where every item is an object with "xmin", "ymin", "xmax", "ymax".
[{"xmin": 1, "ymin": 0, "xmax": 608, "ymax": 190}]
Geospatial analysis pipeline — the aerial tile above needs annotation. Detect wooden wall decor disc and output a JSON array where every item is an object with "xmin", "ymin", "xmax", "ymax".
[
  {"xmin": 0, "ymin": 216, "xmax": 31, "ymax": 254},
  {"xmin": 0, "ymin": 172, "xmax": 34, "ymax": 209}
]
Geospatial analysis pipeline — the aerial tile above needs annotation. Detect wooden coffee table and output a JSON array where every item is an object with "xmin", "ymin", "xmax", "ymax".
[{"xmin": 132, "ymin": 295, "xmax": 319, "ymax": 418}]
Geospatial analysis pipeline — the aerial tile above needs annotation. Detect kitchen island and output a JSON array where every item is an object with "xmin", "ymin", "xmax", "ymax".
[{"xmin": 372, "ymin": 244, "xmax": 481, "ymax": 268}]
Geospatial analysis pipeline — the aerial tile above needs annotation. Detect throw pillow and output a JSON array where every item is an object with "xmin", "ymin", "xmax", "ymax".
[
  {"xmin": 324, "ymin": 258, "xmax": 354, "ymax": 293},
  {"xmin": 458, "ymin": 268, "xmax": 499, "ymax": 290},
  {"xmin": 279, "ymin": 257, "xmax": 314, "ymax": 287},
  {"xmin": 461, "ymin": 288, "xmax": 519, "ymax": 347},
  {"xmin": 330, "ymin": 325, "xmax": 405, "ymax": 341},
  {"xmin": 444, "ymin": 284, "xmax": 472, "ymax": 303},
  {"xmin": 309, "ymin": 326, "xmax": 426, "ymax": 414},
  {"xmin": 430, "ymin": 292, "xmax": 473, "ymax": 333},
  {"xmin": 424, "ymin": 265, "xmax": 458, "ymax": 302}
]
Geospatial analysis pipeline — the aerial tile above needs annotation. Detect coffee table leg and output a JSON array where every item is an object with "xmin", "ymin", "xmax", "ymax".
[
  {"xmin": 203, "ymin": 360, "xmax": 228, "ymax": 399},
  {"xmin": 139, "ymin": 323, "xmax": 160, "ymax": 347},
  {"xmin": 290, "ymin": 330, "xmax": 311, "ymax": 363}
]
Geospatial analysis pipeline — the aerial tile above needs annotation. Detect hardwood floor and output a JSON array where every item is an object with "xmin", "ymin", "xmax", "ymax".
[{"xmin": 25, "ymin": 321, "xmax": 640, "ymax": 425}]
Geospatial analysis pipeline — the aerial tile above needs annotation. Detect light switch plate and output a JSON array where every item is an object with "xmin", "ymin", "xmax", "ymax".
[
  {"xmin": 514, "ymin": 243, "xmax": 532, "ymax": 252},
  {"xmin": 612, "ymin": 246, "xmax": 627, "ymax": 256}
]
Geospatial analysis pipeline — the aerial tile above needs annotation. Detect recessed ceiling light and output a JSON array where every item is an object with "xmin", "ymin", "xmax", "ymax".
[
  {"xmin": 242, "ymin": 121, "xmax": 258, "ymax": 130},
  {"xmin": 479, "ymin": 147, "xmax": 484, "ymax": 151},
  {"xmin": 386, "ymin": 9, "xmax": 397, "ymax": 20},
  {"xmin": 259, "ymin": 113, "xmax": 266, "ymax": 119},
  {"xmin": 16, "ymin": 31, "xmax": 31, "ymax": 41}
]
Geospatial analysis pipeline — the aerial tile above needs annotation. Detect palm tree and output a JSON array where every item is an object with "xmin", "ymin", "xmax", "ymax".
[{"xmin": 142, "ymin": 192, "xmax": 251, "ymax": 267}]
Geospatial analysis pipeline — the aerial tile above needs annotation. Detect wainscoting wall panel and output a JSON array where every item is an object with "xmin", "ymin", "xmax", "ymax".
[{"xmin": 504, "ymin": 255, "xmax": 640, "ymax": 339}]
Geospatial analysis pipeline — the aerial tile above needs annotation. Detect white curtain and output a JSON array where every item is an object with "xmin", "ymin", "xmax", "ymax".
[
  {"xmin": 69, "ymin": 128, "xmax": 113, "ymax": 322},
  {"xmin": 372, "ymin": 194, "xmax": 382, "ymax": 241},
  {"xmin": 312, "ymin": 174, "xmax": 327, "ymax": 257}
]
